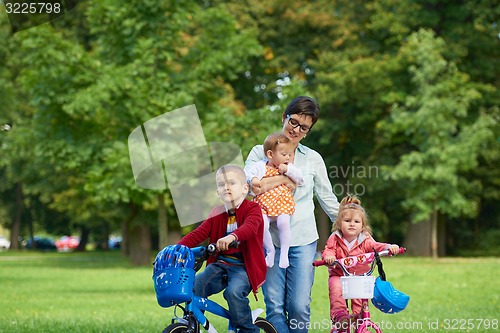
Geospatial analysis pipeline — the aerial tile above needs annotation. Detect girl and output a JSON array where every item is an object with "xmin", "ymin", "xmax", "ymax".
[
  {"xmin": 322, "ymin": 195, "xmax": 400, "ymax": 330},
  {"xmin": 246, "ymin": 133, "xmax": 304, "ymax": 268}
]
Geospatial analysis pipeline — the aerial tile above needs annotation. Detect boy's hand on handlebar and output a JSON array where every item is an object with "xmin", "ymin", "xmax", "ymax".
[
  {"xmin": 388, "ymin": 244, "xmax": 400, "ymax": 255},
  {"xmin": 216, "ymin": 234, "xmax": 237, "ymax": 251}
]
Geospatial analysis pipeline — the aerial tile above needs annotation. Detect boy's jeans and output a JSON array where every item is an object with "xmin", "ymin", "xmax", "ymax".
[
  {"xmin": 193, "ymin": 262, "xmax": 259, "ymax": 333},
  {"xmin": 263, "ymin": 241, "xmax": 317, "ymax": 333}
]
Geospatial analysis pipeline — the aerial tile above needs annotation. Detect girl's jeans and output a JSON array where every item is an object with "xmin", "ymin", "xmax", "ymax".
[{"xmin": 262, "ymin": 241, "xmax": 317, "ymax": 333}]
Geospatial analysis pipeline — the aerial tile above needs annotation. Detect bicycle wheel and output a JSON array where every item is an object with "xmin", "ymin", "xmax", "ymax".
[
  {"xmin": 254, "ymin": 317, "xmax": 278, "ymax": 333},
  {"xmin": 162, "ymin": 322, "xmax": 199, "ymax": 333}
]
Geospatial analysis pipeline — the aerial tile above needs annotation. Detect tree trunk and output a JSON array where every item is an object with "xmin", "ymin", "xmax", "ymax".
[
  {"xmin": 403, "ymin": 219, "xmax": 432, "ymax": 256},
  {"xmin": 10, "ymin": 183, "xmax": 23, "ymax": 250},
  {"xmin": 438, "ymin": 212, "xmax": 446, "ymax": 257},
  {"xmin": 158, "ymin": 193, "xmax": 168, "ymax": 250},
  {"xmin": 121, "ymin": 219, "xmax": 129, "ymax": 256},
  {"xmin": 404, "ymin": 211, "xmax": 444, "ymax": 257},
  {"xmin": 121, "ymin": 203, "xmax": 139, "ymax": 257},
  {"xmin": 128, "ymin": 223, "xmax": 151, "ymax": 266},
  {"xmin": 76, "ymin": 226, "xmax": 90, "ymax": 252},
  {"xmin": 27, "ymin": 204, "xmax": 35, "ymax": 249},
  {"xmin": 472, "ymin": 199, "xmax": 482, "ymax": 249},
  {"xmin": 431, "ymin": 209, "xmax": 438, "ymax": 259}
]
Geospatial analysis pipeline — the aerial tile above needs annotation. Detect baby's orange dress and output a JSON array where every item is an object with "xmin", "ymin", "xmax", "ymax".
[{"xmin": 253, "ymin": 164, "xmax": 295, "ymax": 216}]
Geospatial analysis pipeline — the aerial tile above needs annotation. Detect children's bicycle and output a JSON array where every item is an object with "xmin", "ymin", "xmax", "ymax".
[
  {"xmin": 313, "ymin": 248, "xmax": 409, "ymax": 333},
  {"xmin": 153, "ymin": 243, "xmax": 277, "ymax": 333}
]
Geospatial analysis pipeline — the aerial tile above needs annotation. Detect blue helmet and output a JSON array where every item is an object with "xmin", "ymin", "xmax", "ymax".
[
  {"xmin": 153, "ymin": 244, "xmax": 195, "ymax": 274},
  {"xmin": 371, "ymin": 277, "xmax": 410, "ymax": 314}
]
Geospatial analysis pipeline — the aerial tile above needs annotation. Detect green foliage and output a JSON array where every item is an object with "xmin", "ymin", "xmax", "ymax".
[
  {"xmin": 301, "ymin": 0, "xmax": 499, "ymax": 252},
  {"xmin": 0, "ymin": 0, "xmax": 498, "ymax": 255},
  {"xmin": 380, "ymin": 29, "xmax": 496, "ymax": 222},
  {"xmin": 0, "ymin": 0, "xmax": 265, "ymax": 249}
]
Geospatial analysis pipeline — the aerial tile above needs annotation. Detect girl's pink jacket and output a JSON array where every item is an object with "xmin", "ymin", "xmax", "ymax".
[{"xmin": 322, "ymin": 230, "xmax": 390, "ymax": 276}]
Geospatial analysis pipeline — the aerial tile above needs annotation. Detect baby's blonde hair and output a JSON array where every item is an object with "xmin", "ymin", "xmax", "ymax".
[
  {"xmin": 263, "ymin": 132, "xmax": 292, "ymax": 154},
  {"xmin": 332, "ymin": 195, "xmax": 372, "ymax": 236}
]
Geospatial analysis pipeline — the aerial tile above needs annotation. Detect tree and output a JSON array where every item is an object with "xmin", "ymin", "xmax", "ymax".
[
  {"xmin": 378, "ymin": 29, "xmax": 497, "ymax": 257},
  {"xmin": 1, "ymin": 0, "xmax": 498, "ymax": 258},
  {"xmin": 1, "ymin": 0, "xmax": 264, "ymax": 263},
  {"xmin": 287, "ymin": 0, "xmax": 499, "ymax": 254}
]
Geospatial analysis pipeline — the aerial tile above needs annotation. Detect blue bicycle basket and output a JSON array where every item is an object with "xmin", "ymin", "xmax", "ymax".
[
  {"xmin": 371, "ymin": 277, "xmax": 410, "ymax": 314},
  {"xmin": 153, "ymin": 244, "xmax": 195, "ymax": 308}
]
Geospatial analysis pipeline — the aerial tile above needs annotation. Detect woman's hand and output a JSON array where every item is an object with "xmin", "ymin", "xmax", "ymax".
[
  {"xmin": 252, "ymin": 175, "xmax": 293, "ymax": 195},
  {"xmin": 251, "ymin": 177, "xmax": 261, "ymax": 190},
  {"xmin": 284, "ymin": 177, "xmax": 297, "ymax": 191}
]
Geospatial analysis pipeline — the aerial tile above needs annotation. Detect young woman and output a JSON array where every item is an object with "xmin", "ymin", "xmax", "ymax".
[{"xmin": 245, "ymin": 96, "xmax": 340, "ymax": 333}]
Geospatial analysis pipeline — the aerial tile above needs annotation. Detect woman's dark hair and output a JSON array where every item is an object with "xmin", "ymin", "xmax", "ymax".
[{"xmin": 283, "ymin": 96, "xmax": 320, "ymax": 126}]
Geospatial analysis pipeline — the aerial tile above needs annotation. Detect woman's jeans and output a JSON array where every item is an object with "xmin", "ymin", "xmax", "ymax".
[
  {"xmin": 193, "ymin": 262, "xmax": 259, "ymax": 333},
  {"xmin": 263, "ymin": 241, "xmax": 317, "ymax": 333}
]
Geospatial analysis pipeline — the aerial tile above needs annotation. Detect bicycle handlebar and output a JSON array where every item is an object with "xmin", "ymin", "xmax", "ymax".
[
  {"xmin": 313, "ymin": 247, "xmax": 406, "ymax": 267},
  {"xmin": 206, "ymin": 240, "xmax": 239, "ymax": 254},
  {"xmin": 192, "ymin": 241, "xmax": 240, "ymax": 272},
  {"xmin": 192, "ymin": 241, "xmax": 240, "ymax": 259}
]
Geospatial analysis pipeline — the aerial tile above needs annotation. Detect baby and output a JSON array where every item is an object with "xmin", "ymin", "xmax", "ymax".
[{"xmin": 246, "ymin": 133, "xmax": 304, "ymax": 268}]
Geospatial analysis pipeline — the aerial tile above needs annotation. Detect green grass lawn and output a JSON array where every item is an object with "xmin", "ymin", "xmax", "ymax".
[{"xmin": 0, "ymin": 251, "xmax": 498, "ymax": 332}]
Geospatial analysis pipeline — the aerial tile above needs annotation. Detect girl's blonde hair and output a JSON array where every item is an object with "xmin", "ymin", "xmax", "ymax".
[{"xmin": 332, "ymin": 195, "xmax": 372, "ymax": 236}]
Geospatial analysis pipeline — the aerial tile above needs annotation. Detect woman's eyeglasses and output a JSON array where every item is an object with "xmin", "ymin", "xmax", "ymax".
[{"xmin": 286, "ymin": 115, "xmax": 311, "ymax": 133}]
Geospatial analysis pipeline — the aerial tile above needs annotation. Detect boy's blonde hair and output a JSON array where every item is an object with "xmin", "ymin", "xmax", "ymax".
[
  {"xmin": 332, "ymin": 195, "xmax": 372, "ymax": 236},
  {"xmin": 216, "ymin": 164, "xmax": 247, "ymax": 184}
]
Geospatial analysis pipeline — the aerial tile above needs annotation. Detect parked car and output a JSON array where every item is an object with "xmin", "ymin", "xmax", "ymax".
[
  {"xmin": 108, "ymin": 236, "xmax": 122, "ymax": 250},
  {"xmin": 25, "ymin": 236, "xmax": 57, "ymax": 251},
  {"xmin": 55, "ymin": 236, "xmax": 80, "ymax": 252},
  {"xmin": 0, "ymin": 236, "xmax": 10, "ymax": 250}
]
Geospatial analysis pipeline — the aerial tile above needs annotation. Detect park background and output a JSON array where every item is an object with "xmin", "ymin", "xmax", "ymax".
[{"xmin": 0, "ymin": 0, "xmax": 498, "ymax": 332}]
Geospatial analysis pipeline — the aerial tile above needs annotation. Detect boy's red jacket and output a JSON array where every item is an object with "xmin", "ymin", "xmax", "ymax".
[{"xmin": 178, "ymin": 199, "xmax": 266, "ymax": 296}]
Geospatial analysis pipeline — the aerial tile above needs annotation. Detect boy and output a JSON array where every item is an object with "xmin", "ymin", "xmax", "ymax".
[{"xmin": 178, "ymin": 164, "xmax": 266, "ymax": 333}]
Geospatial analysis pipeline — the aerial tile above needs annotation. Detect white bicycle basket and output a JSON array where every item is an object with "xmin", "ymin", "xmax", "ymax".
[{"xmin": 340, "ymin": 275, "xmax": 376, "ymax": 299}]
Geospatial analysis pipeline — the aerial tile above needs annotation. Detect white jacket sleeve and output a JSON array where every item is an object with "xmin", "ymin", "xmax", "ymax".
[
  {"xmin": 245, "ymin": 160, "xmax": 267, "ymax": 183},
  {"xmin": 284, "ymin": 163, "xmax": 305, "ymax": 186}
]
